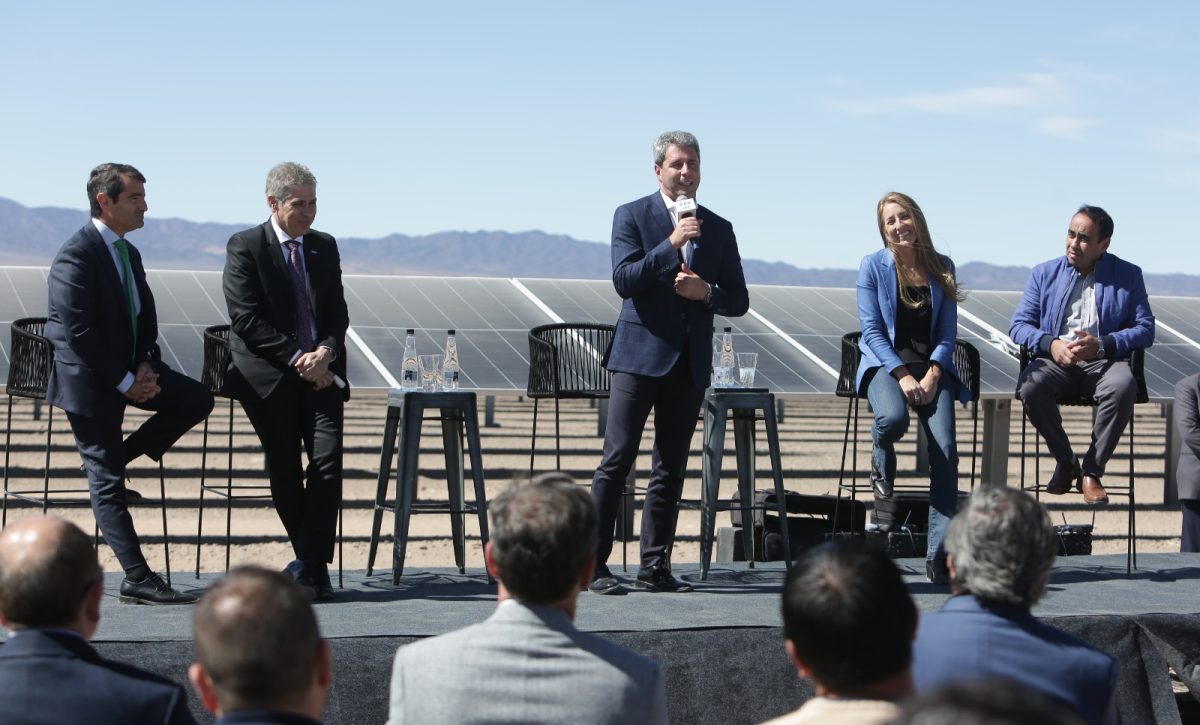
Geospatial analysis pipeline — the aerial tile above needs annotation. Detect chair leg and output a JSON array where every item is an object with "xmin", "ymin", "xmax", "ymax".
[
  {"xmin": 42, "ymin": 405, "xmax": 53, "ymax": 514},
  {"xmin": 196, "ymin": 416, "xmax": 209, "ymax": 578},
  {"xmin": 2, "ymin": 396, "xmax": 13, "ymax": 527},
  {"xmin": 159, "ymin": 459, "xmax": 171, "ymax": 586},
  {"xmin": 1128, "ymin": 415, "xmax": 1136, "ymax": 574},
  {"xmin": 554, "ymin": 397, "xmax": 562, "ymax": 471},
  {"xmin": 529, "ymin": 399, "xmax": 539, "ymax": 477},
  {"xmin": 970, "ymin": 401, "xmax": 979, "ymax": 490},
  {"xmin": 831, "ymin": 396, "xmax": 856, "ymax": 534}
]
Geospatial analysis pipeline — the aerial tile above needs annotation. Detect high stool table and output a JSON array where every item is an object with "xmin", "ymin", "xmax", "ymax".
[
  {"xmin": 367, "ymin": 389, "xmax": 491, "ymax": 585},
  {"xmin": 698, "ymin": 388, "xmax": 793, "ymax": 580}
]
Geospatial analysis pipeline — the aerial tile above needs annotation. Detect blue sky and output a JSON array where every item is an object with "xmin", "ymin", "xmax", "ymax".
[{"xmin": 3, "ymin": 2, "xmax": 1197, "ymax": 274}]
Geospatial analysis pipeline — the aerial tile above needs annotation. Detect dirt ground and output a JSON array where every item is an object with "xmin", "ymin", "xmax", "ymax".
[{"xmin": 0, "ymin": 390, "xmax": 1183, "ymax": 575}]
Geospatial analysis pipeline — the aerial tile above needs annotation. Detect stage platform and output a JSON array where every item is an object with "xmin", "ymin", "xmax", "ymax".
[{"xmin": 16, "ymin": 552, "xmax": 1200, "ymax": 724}]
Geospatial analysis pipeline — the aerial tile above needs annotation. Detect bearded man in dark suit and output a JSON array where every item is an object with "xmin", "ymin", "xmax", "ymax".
[{"xmin": 223, "ymin": 162, "xmax": 349, "ymax": 602}]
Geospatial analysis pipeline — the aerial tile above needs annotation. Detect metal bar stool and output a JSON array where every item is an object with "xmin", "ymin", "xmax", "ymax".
[
  {"xmin": 367, "ymin": 389, "xmax": 491, "ymax": 585},
  {"xmin": 1016, "ymin": 345, "xmax": 1145, "ymax": 574}
]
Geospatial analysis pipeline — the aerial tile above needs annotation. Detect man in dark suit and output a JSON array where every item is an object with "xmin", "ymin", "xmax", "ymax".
[
  {"xmin": 223, "ymin": 162, "xmax": 349, "ymax": 601},
  {"xmin": 46, "ymin": 163, "xmax": 213, "ymax": 605},
  {"xmin": 589, "ymin": 131, "xmax": 749, "ymax": 594},
  {"xmin": 1173, "ymin": 373, "xmax": 1200, "ymax": 551},
  {"xmin": 911, "ymin": 486, "xmax": 1118, "ymax": 725},
  {"xmin": 0, "ymin": 515, "xmax": 196, "ymax": 724},
  {"xmin": 189, "ymin": 567, "xmax": 331, "ymax": 724}
]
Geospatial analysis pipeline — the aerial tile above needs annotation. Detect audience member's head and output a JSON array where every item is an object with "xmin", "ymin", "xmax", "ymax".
[
  {"xmin": 943, "ymin": 486, "xmax": 1056, "ymax": 609},
  {"xmin": 487, "ymin": 472, "xmax": 598, "ymax": 609},
  {"xmin": 781, "ymin": 541, "xmax": 917, "ymax": 697},
  {"xmin": 0, "ymin": 516, "xmax": 103, "ymax": 637},
  {"xmin": 888, "ymin": 678, "xmax": 1084, "ymax": 725},
  {"xmin": 189, "ymin": 566, "xmax": 331, "ymax": 719}
]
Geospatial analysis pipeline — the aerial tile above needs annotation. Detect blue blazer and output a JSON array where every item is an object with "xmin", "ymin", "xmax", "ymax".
[
  {"xmin": 1009, "ymin": 251, "xmax": 1154, "ymax": 358},
  {"xmin": 912, "ymin": 595, "xmax": 1118, "ymax": 725},
  {"xmin": 0, "ymin": 629, "xmax": 196, "ymax": 724},
  {"xmin": 605, "ymin": 192, "xmax": 748, "ymax": 389},
  {"xmin": 46, "ymin": 223, "xmax": 162, "ymax": 418},
  {"xmin": 855, "ymin": 247, "xmax": 968, "ymax": 404}
]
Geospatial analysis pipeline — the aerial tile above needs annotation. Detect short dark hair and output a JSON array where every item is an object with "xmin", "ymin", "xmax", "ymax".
[
  {"xmin": 890, "ymin": 678, "xmax": 1084, "ymax": 725},
  {"xmin": 0, "ymin": 517, "xmax": 102, "ymax": 628},
  {"xmin": 87, "ymin": 163, "xmax": 145, "ymax": 218},
  {"xmin": 489, "ymin": 473, "xmax": 597, "ymax": 604},
  {"xmin": 1076, "ymin": 204, "xmax": 1113, "ymax": 242},
  {"xmin": 192, "ymin": 567, "xmax": 321, "ymax": 711},
  {"xmin": 781, "ymin": 541, "xmax": 916, "ymax": 693}
]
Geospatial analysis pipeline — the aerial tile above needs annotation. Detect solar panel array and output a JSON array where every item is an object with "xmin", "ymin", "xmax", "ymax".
[{"xmin": 3, "ymin": 266, "xmax": 1200, "ymax": 399}]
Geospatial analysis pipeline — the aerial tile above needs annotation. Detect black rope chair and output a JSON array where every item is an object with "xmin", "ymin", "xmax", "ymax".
[
  {"xmin": 1016, "ymin": 345, "xmax": 1146, "ymax": 573},
  {"xmin": 526, "ymin": 323, "xmax": 615, "ymax": 473},
  {"xmin": 833, "ymin": 332, "xmax": 981, "ymax": 533}
]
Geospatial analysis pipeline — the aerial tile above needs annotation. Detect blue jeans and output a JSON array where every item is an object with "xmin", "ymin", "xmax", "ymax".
[{"xmin": 866, "ymin": 367, "xmax": 959, "ymax": 561}]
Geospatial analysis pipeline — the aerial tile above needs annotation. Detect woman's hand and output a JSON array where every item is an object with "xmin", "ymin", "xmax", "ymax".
[
  {"xmin": 897, "ymin": 373, "xmax": 925, "ymax": 408},
  {"xmin": 916, "ymin": 366, "xmax": 942, "ymax": 407}
]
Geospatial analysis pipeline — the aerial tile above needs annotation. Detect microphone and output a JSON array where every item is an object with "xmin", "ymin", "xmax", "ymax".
[{"xmin": 675, "ymin": 193, "xmax": 697, "ymax": 220}]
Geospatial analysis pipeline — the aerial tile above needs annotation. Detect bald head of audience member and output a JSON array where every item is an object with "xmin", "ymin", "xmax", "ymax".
[
  {"xmin": 486, "ymin": 473, "xmax": 598, "ymax": 618},
  {"xmin": 781, "ymin": 541, "xmax": 916, "ymax": 699},
  {"xmin": 0, "ymin": 516, "xmax": 103, "ymax": 638},
  {"xmin": 189, "ymin": 567, "xmax": 331, "ymax": 720},
  {"xmin": 944, "ymin": 486, "xmax": 1057, "ymax": 610}
]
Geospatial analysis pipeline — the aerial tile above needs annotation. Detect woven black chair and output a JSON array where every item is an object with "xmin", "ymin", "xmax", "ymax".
[
  {"xmin": 833, "ymin": 331, "xmax": 981, "ymax": 530},
  {"xmin": 526, "ymin": 323, "xmax": 615, "ymax": 473},
  {"xmin": 1016, "ymin": 345, "xmax": 1146, "ymax": 574}
]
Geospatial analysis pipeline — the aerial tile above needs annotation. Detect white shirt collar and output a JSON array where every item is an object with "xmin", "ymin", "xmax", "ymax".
[
  {"xmin": 271, "ymin": 215, "xmax": 303, "ymax": 246},
  {"xmin": 91, "ymin": 218, "xmax": 121, "ymax": 245}
]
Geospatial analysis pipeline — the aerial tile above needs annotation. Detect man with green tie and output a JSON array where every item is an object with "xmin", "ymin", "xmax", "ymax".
[{"xmin": 45, "ymin": 163, "xmax": 213, "ymax": 605}]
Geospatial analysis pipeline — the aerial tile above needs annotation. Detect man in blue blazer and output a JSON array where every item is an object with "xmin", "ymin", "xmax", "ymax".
[
  {"xmin": 912, "ymin": 487, "xmax": 1117, "ymax": 725},
  {"xmin": 589, "ymin": 132, "xmax": 749, "ymax": 594},
  {"xmin": 0, "ymin": 515, "xmax": 196, "ymax": 724},
  {"xmin": 46, "ymin": 164, "xmax": 213, "ymax": 604},
  {"xmin": 1009, "ymin": 205, "xmax": 1154, "ymax": 504}
]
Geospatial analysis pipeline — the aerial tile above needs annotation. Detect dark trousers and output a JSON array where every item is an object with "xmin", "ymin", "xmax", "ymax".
[
  {"xmin": 1183, "ymin": 500, "xmax": 1200, "ymax": 553},
  {"xmin": 1017, "ymin": 357, "xmax": 1136, "ymax": 477},
  {"xmin": 591, "ymin": 356, "xmax": 705, "ymax": 574},
  {"xmin": 240, "ymin": 379, "xmax": 343, "ymax": 563},
  {"xmin": 67, "ymin": 365, "xmax": 214, "ymax": 573}
]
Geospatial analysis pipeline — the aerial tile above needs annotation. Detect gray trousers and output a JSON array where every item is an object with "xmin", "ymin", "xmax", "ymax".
[{"xmin": 1017, "ymin": 357, "xmax": 1136, "ymax": 477}]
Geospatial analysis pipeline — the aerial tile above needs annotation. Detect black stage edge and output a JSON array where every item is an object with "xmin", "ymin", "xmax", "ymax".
[{"xmin": 8, "ymin": 553, "xmax": 1197, "ymax": 725}]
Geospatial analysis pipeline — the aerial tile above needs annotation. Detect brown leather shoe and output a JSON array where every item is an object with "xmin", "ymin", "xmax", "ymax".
[
  {"xmin": 1079, "ymin": 474, "xmax": 1110, "ymax": 505},
  {"xmin": 1044, "ymin": 461, "xmax": 1079, "ymax": 495}
]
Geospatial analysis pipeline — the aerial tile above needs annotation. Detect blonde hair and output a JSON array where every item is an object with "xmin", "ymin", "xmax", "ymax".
[{"xmin": 876, "ymin": 192, "xmax": 965, "ymax": 307}]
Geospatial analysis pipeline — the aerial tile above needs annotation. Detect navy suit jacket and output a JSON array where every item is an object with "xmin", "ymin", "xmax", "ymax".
[
  {"xmin": 605, "ymin": 191, "xmax": 748, "ymax": 389},
  {"xmin": 222, "ymin": 221, "xmax": 350, "ymax": 402},
  {"xmin": 0, "ymin": 629, "xmax": 196, "ymax": 724},
  {"xmin": 46, "ymin": 223, "xmax": 161, "ymax": 418},
  {"xmin": 912, "ymin": 594, "xmax": 1118, "ymax": 725}
]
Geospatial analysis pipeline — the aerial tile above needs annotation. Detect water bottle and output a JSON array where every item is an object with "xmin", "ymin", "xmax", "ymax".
[
  {"xmin": 401, "ymin": 329, "xmax": 419, "ymax": 389},
  {"xmin": 719, "ymin": 328, "xmax": 735, "ymax": 387},
  {"xmin": 711, "ymin": 330, "xmax": 724, "ymax": 387},
  {"xmin": 443, "ymin": 329, "xmax": 460, "ymax": 390}
]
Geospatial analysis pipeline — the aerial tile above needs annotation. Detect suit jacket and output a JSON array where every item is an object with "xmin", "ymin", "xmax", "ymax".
[
  {"xmin": 1175, "ymin": 373, "xmax": 1200, "ymax": 500},
  {"xmin": 854, "ymin": 247, "xmax": 969, "ymax": 404},
  {"xmin": 605, "ymin": 191, "xmax": 748, "ymax": 389},
  {"xmin": 1009, "ymin": 252, "xmax": 1154, "ymax": 359},
  {"xmin": 46, "ymin": 222, "xmax": 161, "ymax": 418},
  {"xmin": 0, "ymin": 629, "xmax": 196, "ymax": 725},
  {"xmin": 387, "ymin": 601, "xmax": 667, "ymax": 724},
  {"xmin": 223, "ymin": 221, "xmax": 350, "ymax": 401},
  {"xmin": 912, "ymin": 594, "xmax": 1118, "ymax": 725}
]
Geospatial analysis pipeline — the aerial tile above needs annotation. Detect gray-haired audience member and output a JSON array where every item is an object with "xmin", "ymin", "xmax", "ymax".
[
  {"xmin": 889, "ymin": 678, "xmax": 1084, "ymax": 725},
  {"xmin": 387, "ymin": 473, "xmax": 667, "ymax": 724},
  {"xmin": 0, "ymin": 515, "xmax": 196, "ymax": 724},
  {"xmin": 189, "ymin": 566, "xmax": 331, "ymax": 724},
  {"xmin": 911, "ymin": 487, "xmax": 1118, "ymax": 725},
  {"xmin": 762, "ymin": 542, "xmax": 915, "ymax": 725}
]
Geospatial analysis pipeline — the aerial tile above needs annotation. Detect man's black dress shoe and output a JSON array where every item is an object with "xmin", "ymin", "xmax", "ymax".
[
  {"xmin": 634, "ymin": 568, "xmax": 693, "ymax": 593},
  {"xmin": 282, "ymin": 560, "xmax": 319, "ymax": 602},
  {"xmin": 311, "ymin": 561, "xmax": 335, "ymax": 602},
  {"xmin": 926, "ymin": 559, "xmax": 950, "ymax": 585},
  {"xmin": 119, "ymin": 572, "xmax": 197, "ymax": 605},
  {"xmin": 588, "ymin": 565, "xmax": 625, "ymax": 595},
  {"xmin": 1045, "ymin": 459, "xmax": 1080, "ymax": 496},
  {"xmin": 870, "ymin": 460, "xmax": 893, "ymax": 499}
]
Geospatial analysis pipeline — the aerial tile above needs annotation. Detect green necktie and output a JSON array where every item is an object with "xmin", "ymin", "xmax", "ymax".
[{"xmin": 113, "ymin": 238, "xmax": 138, "ymax": 357}]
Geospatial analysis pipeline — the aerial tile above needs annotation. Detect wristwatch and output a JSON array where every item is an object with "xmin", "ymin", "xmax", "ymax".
[
  {"xmin": 1096, "ymin": 337, "xmax": 1106, "ymax": 359},
  {"xmin": 703, "ymin": 286, "xmax": 714, "ymax": 307}
]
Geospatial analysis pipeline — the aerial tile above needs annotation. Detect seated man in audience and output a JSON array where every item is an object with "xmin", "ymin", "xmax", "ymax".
[
  {"xmin": 189, "ymin": 566, "xmax": 332, "ymax": 724},
  {"xmin": 387, "ymin": 473, "xmax": 667, "ymax": 724},
  {"xmin": 762, "ymin": 541, "xmax": 915, "ymax": 725},
  {"xmin": 0, "ymin": 515, "xmax": 196, "ymax": 724},
  {"xmin": 1009, "ymin": 204, "xmax": 1154, "ymax": 504},
  {"xmin": 912, "ymin": 486, "xmax": 1118, "ymax": 725}
]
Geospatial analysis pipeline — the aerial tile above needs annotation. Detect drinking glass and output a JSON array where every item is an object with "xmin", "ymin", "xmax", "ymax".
[
  {"xmin": 419, "ymin": 354, "xmax": 443, "ymax": 392},
  {"xmin": 737, "ymin": 352, "xmax": 758, "ymax": 387}
]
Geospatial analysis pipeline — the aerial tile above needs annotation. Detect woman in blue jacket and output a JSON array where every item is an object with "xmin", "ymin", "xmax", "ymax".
[{"xmin": 856, "ymin": 192, "xmax": 969, "ymax": 583}]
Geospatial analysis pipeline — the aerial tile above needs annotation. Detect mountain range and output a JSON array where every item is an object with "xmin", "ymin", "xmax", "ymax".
[{"xmin": 1, "ymin": 196, "xmax": 1195, "ymax": 296}]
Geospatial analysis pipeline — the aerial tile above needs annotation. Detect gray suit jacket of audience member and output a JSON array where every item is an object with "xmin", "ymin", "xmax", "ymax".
[{"xmin": 387, "ymin": 600, "xmax": 667, "ymax": 724}]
